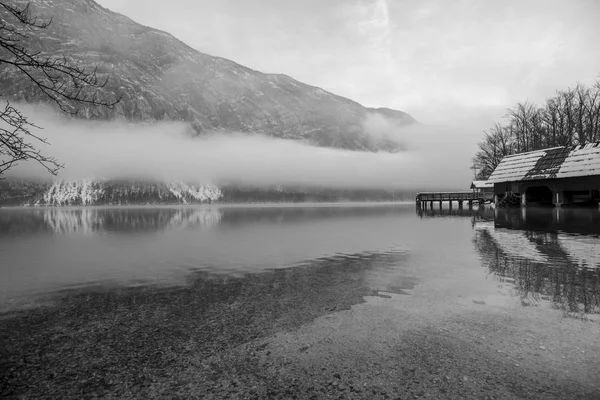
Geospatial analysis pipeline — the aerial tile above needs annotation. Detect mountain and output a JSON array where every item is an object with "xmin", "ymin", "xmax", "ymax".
[{"xmin": 0, "ymin": 0, "xmax": 415, "ymax": 152}]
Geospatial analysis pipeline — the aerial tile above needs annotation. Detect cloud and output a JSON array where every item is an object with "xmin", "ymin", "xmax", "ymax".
[
  {"xmin": 5, "ymin": 104, "xmax": 486, "ymax": 191},
  {"xmin": 360, "ymin": 112, "xmax": 407, "ymax": 148}
]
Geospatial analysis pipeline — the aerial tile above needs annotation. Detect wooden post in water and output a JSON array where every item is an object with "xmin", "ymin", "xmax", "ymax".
[
  {"xmin": 429, "ymin": 201, "xmax": 433, "ymax": 208},
  {"xmin": 458, "ymin": 200, "xmax": 463, "ymax": 209},
  {"xmin": 468, "ymin": 200, "xmax": 473, "ymax": 209},
  {"xmin": 448, "ymin": 200, "xmax": 453, "ymax": 209},
  {"xmin": 439, "ymin": 200, "xmax": 442, "ymax": 209}
]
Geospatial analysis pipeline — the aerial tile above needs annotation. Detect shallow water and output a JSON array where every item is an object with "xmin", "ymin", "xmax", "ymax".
[{"xmin": 0, "ymin": 204, "xmax": 597, "ymax": 315}]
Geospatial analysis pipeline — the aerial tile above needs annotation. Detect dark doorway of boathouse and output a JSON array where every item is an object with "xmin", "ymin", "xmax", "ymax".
[
  {"xmin": 564, "ymin": 189, "xmax": 600, "ymax": 206},
  {"xmin": 525, "ymin": 185, "xmax": 553, "ymax": 206}
]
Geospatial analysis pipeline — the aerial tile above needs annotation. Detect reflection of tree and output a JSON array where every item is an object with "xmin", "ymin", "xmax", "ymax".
[
  {"xmin": 553, "ymin": 266, "xmax": 600, "ymax": 314},
  {"xmin": 473, "ymin": 225, "xmax": 600, "ymax": 315}
]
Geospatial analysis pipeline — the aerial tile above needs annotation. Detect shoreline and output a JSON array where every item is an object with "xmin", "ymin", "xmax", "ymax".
[{"xmin": 1, "ymin": 255, "xmax": 598, "ymax": 399}]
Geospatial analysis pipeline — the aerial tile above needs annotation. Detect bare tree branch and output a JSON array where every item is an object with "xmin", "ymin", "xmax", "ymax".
[
  {"xmin": 0, "ymin": 100, "xmax": 62, "ymax": 175},
  {"xmin": 0, "ymin": 1, "xmax": 121, "ymax": 177}
]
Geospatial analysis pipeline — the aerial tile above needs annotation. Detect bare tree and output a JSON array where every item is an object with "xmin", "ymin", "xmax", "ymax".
[
  {"xmin": 472, "ymin": 77, "xmax": 600, "ymax": 179},
  {"xmin": 588, "ymin": 80, "xmax": 600, "ymax": 142},
  {"xmin": 0, "ymin": 2, "xmax": 119, "ymax": 177},
  {"xmin": 471, "ymin": 123, "xmax": 515, "ymax": 180},
  {"xmin": 543, "ymin": 98, "xmax": 560, "ymax": 146}
]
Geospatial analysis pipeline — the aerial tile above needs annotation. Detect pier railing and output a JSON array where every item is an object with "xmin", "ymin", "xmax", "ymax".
[{"xmin": 416, "ymin": 191, "xmax": 493, "ymax": 208}]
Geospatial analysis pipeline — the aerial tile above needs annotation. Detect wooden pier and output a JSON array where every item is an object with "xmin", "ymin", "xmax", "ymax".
[{"xmin": 415, "ymin": 191, "xmax": 493, "ymax": 209}]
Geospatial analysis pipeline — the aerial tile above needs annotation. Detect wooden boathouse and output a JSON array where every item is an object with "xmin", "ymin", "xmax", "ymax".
[
  {"xmin": 470, "ymin": 180, "xmax": 494, "ymax": 195},
  {"xmin": 487, "ymin": 142, "xmax": 600, "ymax": 207}
]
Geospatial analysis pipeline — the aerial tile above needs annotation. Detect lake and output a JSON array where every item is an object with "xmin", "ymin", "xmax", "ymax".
[{"xmin": 1, "ymin": 204, "xmax": 599, "ymax": 398}]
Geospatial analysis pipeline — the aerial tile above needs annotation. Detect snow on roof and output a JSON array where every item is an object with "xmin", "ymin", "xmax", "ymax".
[
  {"xmin": 471, "ymin": 180, "xmax": 494, "ymax": 189},
  {"xmin": 488, "ymin": 142, "xmax": 600, "ymax": 183}
]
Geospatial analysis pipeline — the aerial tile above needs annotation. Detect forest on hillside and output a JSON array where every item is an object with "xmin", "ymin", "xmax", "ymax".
[{"xmin": 472, "ymin": 78, "xmax": 600, "ymax": 180}]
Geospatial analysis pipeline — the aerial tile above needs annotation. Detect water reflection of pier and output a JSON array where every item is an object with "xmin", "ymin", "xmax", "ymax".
[
  {"xmin": 416, "ymin": 205, "xmax": 495, "ymax": 220},
  {"xmin": 474, "ymin": 207, "xmax": 600, "ymax": 317}
]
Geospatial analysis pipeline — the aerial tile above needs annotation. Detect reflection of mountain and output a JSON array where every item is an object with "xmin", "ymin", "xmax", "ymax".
[
  {"xmin": 0, "ymin": 207, "xmax": 223, "ymax": 235},
  {"xmin": 0, "ymin": 205, "xmax": 412, "ymax": 312},
  {"xmin": 473, "ymin": 219, "xmax": 600, "ymax": 316},
  {"xmin": 217, "ymin": 205, "xmax": 402, "ymax": 228},
  {"xmin": 0, "ymin": 205, "xmax": 407, "ymax": 236}
]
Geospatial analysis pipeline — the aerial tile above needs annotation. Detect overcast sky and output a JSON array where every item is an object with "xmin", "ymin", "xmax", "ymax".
[{"xmin": 96, "ymin": 0, "xmax": 600, "ymax": 124}]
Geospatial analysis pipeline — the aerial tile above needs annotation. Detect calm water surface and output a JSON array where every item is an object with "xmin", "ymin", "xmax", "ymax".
[{"xmin": 0, "ymin": 204, "xmax": 599, "ymax": 317}]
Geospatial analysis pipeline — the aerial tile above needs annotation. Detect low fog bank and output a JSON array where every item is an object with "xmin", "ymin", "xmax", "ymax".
[{"xmin": 5, "ymin": 104, "xmax": 484, "ymax": 191}]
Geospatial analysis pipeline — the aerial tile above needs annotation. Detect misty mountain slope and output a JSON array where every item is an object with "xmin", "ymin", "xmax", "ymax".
[
  {"xmin": 0, "ymin": 179, "xmax": 409, "ymax": 206},
  {"xmin": 0, "ymin": 179, "xmax": 223, "ymax": 206},
  {"xmin": 0, "ymin": 0, "xmax": 415, "ymax": 152}
]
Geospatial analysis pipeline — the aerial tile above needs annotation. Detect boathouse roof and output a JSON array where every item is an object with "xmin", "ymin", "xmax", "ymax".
[
  {"xmin": 471, "ymin": 180, "xmax": 494, "ymax": 189},
  {"xmin": 487, "ymin": 142, "xmax": 600, "ymax": 183}
]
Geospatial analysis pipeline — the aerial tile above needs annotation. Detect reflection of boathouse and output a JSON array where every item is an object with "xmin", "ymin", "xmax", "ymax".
[
  {"xmin": 473, "ymin": 208, "xmax": 600, "ymax": 317},
  {"xmin": 488, "ymin": 143, "xmax": 600, "ymax": 206},
  {"xmin": 494, "ymin": 206, "xmax": 600, "ymax": 236}
]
